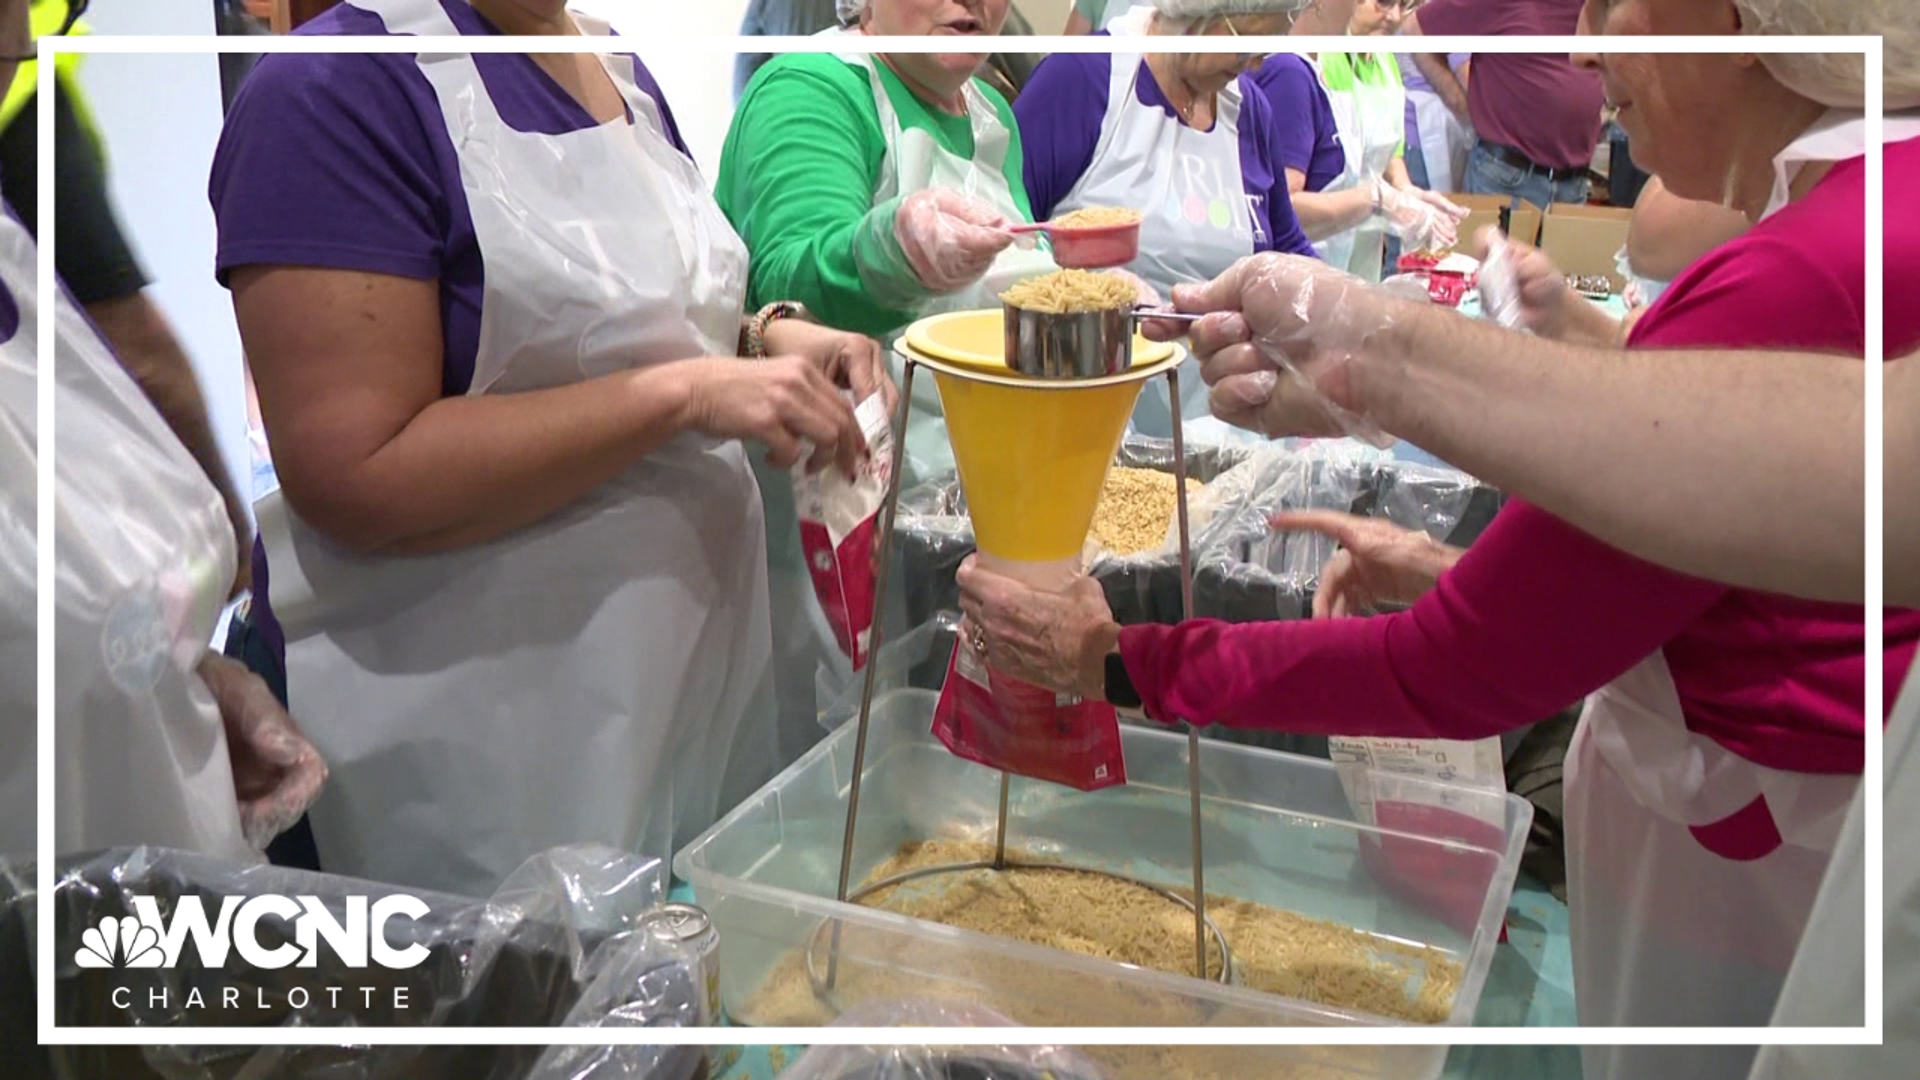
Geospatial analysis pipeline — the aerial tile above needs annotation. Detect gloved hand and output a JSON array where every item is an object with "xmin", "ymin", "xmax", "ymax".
[
  {"xmin": 198, "ymin": 653, "xmax": 328, "ymax": 851},
  {"xmin": 1408, "ymin": 187, "xmax": 1471, "ymax": 225},
  {"xmin": 1139, "ymin": 253, "xmax": 1417, "ymax": 446},
  {"xmin": 1375, "ymin": 179, "xmax": 1459, "ymax": 252},
  {"xmin": 1478, "ymin": 227, "xmax": 1628, "ymax": 345},
  {"xmin": 895, "ymin": 188, "xmax": 1017, "ymax": 294}
]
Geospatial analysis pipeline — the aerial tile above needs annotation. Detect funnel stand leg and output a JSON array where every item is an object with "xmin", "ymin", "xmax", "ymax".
[
  {"xmin": 826, "ymin": 356, "xmax": 918, "ymax": 992},
  {"xmin": 1168, "ymin": 363, "xmax": 1208, "ymax": 980},
  {"xmin": 994, "ymin": 772, "xmax": 1011, "ymax": 870}
]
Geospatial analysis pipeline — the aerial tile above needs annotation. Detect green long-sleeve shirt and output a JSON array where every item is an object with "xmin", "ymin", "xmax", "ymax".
[{"xmin": 717, "ymin": 52, "xmax": 1034, "ymax": 339}]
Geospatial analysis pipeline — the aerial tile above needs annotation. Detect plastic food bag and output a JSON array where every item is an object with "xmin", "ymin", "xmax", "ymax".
[
  {"xmin": 931, "ymin": 558, "xmax": 1126, "ymax": 792},
  {"xmin": 4, "ymin": 843, "xmax": 700, "ymax": 1080},
  {"xmin": 795, "ymin": 392, "xmax": 894, "ymax": 670},
  {"xmin": 1329, "ymin": 737, "xmax": 1511, "ymax": 936}
]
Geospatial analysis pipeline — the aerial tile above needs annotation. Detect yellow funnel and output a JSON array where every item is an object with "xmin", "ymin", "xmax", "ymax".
[{"xmin": 902, "ymin": 310, "xmax": 1181, "ymax": 564}]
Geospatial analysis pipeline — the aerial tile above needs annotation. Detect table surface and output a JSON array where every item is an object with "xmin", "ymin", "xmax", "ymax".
[{"xmin": 670, "ymin": 874, "xmax": 1582, "ymax": 1080}]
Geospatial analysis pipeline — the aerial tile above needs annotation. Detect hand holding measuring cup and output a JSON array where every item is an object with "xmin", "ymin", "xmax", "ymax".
[{"xmin": 1139, "ymin": 253, "xmax": 1418, "ymax": 445}]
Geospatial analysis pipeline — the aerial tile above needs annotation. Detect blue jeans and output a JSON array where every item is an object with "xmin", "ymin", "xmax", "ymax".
[{"xmin": 1464, "ymin": 139, "xmax": 1591, "ymax": 210}]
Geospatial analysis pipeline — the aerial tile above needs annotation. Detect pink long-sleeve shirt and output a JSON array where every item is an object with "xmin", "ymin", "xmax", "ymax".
[{"xmin": 1122, "ymin": 137, "xmax": 1920, "ymax": 788}]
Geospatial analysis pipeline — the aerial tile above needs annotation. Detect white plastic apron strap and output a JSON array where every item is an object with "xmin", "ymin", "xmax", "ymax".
[
  {"xmin": 1763, "ymin": 108, "xmax": 1920, "ymax": 221},
  {"xmin": 1320, "ymin": 56, "xmax": 1402, "ymax": 281}
]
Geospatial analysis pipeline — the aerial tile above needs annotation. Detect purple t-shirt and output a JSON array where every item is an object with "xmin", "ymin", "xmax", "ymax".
[
  {"xmin": 1015, "ymin": 47, "xmax": 1315, "ymax": 261},
  {"xmin": 209, "ymin": 0, "xmax": 687, "ymax": 398},
  {"xmin": 1248, "ymin": 54, "xmax": 1344, "ymax": 194},
  {"xmin": 208, "ymin": 0, "xmax": 689, "ymax": 660},
  {"xmin": 1415, "ymin": 0, "xmax": 1605, "ymax": 171}
]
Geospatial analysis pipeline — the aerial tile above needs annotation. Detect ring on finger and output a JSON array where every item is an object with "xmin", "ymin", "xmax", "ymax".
[{"xmin": 969, "ymin": 624, "xmax": 989, "ymax": 654}]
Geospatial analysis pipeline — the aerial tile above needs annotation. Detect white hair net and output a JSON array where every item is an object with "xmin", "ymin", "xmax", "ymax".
[
  {"xmin": 836, "ymin": 0, "xmax": 867, "ymax": 24},
  {"xmin": 1153, "ymin": 0, "xmax": 1314, "ymax": 19},
  {"xmin": 1735, "ymin": 0, "xmax": 1920, "ymax": 111}
]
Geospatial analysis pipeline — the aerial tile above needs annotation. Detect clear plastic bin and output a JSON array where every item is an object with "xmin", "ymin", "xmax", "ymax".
[{"xmin": 674, "ymin": 690, "xmax": 1532, "ymax": 1080}]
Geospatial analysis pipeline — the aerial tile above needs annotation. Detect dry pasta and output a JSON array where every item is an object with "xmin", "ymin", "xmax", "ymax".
[
  {"xmin": 1090, "ymin": 467, "xmax": 1203, "ymax": 556},
  {"xmin": 1053, "ymin": 205, "xmax": 1144, "ymax": 230},
  {"xmin": 739, "ymin": 837, "xmax": 1463, "ymax": 1041},
  {"xmin": 1000, "ymin": 269, "xmax": 1139, "ymax": 314}
]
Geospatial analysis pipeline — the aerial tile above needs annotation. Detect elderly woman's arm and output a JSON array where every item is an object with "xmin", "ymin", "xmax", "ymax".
[
  {"xmin": 961, "ymin": 501, "xmax": 1725, "ymax": 737},
  {"xmin": 232, "ymin": 268, "xmax": 860, "ymax": 556},
  {"xmin": 1159, "ymin": 254, "xmax": 1887, "ymax": 604}
]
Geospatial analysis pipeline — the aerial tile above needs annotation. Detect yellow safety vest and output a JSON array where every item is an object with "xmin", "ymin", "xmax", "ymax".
[{"xmin": 1, "ymin": 1, "xmax": 93, "ymax": 135}]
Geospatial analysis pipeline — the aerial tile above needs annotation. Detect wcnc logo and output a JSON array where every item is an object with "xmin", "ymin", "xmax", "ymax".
[{"xmin": 73, "ymin": 895, "xmax": 432, "ymax": 1013}]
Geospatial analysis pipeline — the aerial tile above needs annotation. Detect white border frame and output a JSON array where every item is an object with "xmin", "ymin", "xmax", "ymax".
[{"xmin": 33, "ymin": 30, "xmax": 1885, "ymax": 1050}]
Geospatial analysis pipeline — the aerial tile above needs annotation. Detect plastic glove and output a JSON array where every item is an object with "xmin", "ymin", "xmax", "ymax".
[
  {"xmin": 198, "ymin": 653, "xmax": 328, "ymax": 851},
  {"xmin": 1375, "ymin": 179, "xmax": 1458, "ymax": 252},
  {"xmin": 1143, "ymin": 253, "xmax": 1415, "ymax": 446},
  {"xmin": 895, "ymin": 188, "xmax": 1016, "ymax": 294},
  {"xmin": 1408, "ymin": 187, "xmax": 1471, "ymax": 223}
]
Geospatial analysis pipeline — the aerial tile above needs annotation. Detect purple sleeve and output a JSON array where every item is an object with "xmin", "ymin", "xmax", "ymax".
[
  {"xmin": 1250, "ymin": 55, "xmax": 1343, "ymax": 193},
  {"xmin": 1014, "ymin": 52, "xmax": 1111, "ymax": 222},
  {"xmin": 624, "ymin": 56, "xmax": 693, "ymax": 160},
  {"xmin": 1238, "ymin": 88, "xmax": 1316, "ymax": 258},
  {"xmin": 209, "ymin": 50, "xmax": 450, "ymax": 286}
]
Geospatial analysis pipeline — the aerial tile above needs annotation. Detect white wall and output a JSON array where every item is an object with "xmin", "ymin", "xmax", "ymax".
[{"xmin": 75, "ymin": 2, "xmax": 247, "ymax": 527}]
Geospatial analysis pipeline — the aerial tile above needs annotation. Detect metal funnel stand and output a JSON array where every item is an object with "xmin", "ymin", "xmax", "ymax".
[{"xmin": 819, "ymin": 318, "xmax": 1220, "ymax": 1000}]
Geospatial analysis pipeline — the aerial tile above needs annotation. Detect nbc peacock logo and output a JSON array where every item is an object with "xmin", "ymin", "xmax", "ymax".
[{"xmin": 76, "ymin": 916, "xmax": 165, "ymax": 969}]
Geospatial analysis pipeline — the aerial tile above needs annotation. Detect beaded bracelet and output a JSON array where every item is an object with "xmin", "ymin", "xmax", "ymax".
[{"xmin": 745, "ymin": 301, "xmax": 811, "ymax": 358}]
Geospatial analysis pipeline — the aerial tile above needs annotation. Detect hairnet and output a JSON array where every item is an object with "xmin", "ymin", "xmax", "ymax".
[
  {"xmin": 836, "ymin": 0, "xmax": 867, "ymax": 24},
  {"xmin": 1153, "ymin": 0, "xmax": 1314, "ymax": 19},
  {"xmin": 1734, "ymin": 0, "xmax": 1920, "ymax": 111}
]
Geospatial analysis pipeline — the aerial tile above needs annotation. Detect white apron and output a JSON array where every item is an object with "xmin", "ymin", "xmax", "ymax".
[
  {"xmin": 1565, "ymin": 650, "xmax": 1860, "ymax": 1080},
  {"xmin": 1739, "ymin": 114, "xmax": 1920, "ymax": 1079},
  {"xmin": 1050, "ymin": 43, "xmax": 1258, "ymax": 439},
  {"xmin": 0, "ymin": 213, "xmax": 251, "ymax": 862},
  {"xmin": 256, "ymin": 0, "xmax": 777, "ymax": 900},
  {"xmin": 1746, "ymin": 660, "xmax": 1918, "ymax": 1078},
  {"xmin": 0, "ymin": 214, "xmax": 40, "ymax": 859},
  {"xmin": 1317, "ymin": 55, "xmax": 1404, "ymax": 282},
  {"xmin": 1406, "ymin": 84, "xmax": 1469, "ymax": 194}
]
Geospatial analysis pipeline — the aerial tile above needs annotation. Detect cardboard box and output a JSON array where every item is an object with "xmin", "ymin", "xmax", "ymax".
[
  {"xmin": 1443, "ymin": 193, "xmax": 1511, "ymax": 259},
  {"xmin": 1538, "ymin": 204, "xmax": 1633, "ymax": 292}
]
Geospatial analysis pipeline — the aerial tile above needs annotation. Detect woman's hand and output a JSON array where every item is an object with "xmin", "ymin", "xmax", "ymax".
[
  {"xmin": 1376, "ymin": 180, "xmax": 1458, "ymax": 251},
  {"xmin": 198, "ymin": 653, "xmax": 328, "ymax": 852},
  {"xmin": 761, "ymin": 319, "xmax": 900, "ymax": 416},
  {"xmin": 1271, "ymin": 510, "xmax": 1463, "ymax": 618},
  {"xmin": 1141, "ymin": 253, "xmax": 1411, "ymax": 442},
  {"xmin": 676, "ymin": 356, "xmax": 866, "ymax": 477},
  {"xmin": 1408, "ymin": 187, "xmax": 1471, "ymax": 224},
  {"xmin": 955, "ymin": 556, "xmax": 1119, "ymax": 701},
  {"xmin": 896, "ymin": 188, "xmax": 1016, "ymax": 293},
  {"xmin": 1510, "ymin": 240, "xmax": 1628, "ymax": 346}
]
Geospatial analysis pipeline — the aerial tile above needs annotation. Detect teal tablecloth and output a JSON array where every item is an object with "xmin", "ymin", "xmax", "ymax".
[{"xmin": 670, "ymin": 874, "xmax": 1580, "ymax": 1080}]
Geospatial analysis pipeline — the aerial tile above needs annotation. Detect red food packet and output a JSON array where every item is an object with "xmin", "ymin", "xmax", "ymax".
[
  {"xmin": 930, "ymin": 637, "xmax": 1127, "ymax": 792},
  {"xmin": 1331, "ymin": 737, "xmax": 1511, "ymax": 938},
  {"xmin": 793, "ymin": 393, "xmax": 893, "ymax": 670}
]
